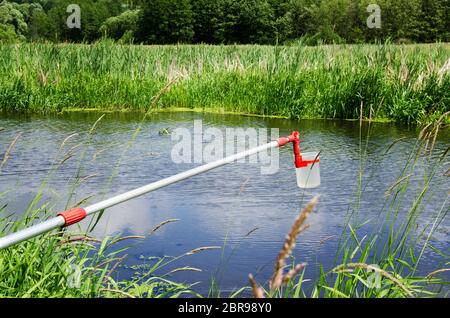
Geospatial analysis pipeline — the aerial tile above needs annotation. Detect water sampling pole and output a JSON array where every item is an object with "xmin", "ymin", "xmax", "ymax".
[{"xmin": 0, "ymin": 131, "xmax": 320, "ymax": 250}]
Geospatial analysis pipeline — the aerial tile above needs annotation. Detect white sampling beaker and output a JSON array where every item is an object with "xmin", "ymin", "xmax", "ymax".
[{"xmin": 296, "ymin": 152, "xmax": 321, "ymax": 189}]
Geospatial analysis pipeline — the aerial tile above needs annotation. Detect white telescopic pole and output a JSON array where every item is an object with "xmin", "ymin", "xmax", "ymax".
[
  {"xmin": 0, "ymin": 139, "xmax": 285, "ymax": 250},
  {"xmin": 84, "ymin": 141, "xmax": 278, "ymax": 215}
]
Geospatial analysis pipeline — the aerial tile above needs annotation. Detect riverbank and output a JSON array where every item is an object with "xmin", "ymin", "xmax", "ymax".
[
  {"xmin": 0, "ymin": 42, "xmax": 449, "ymax": 124},
  {"xmin": 60, "ymin": 107, "xmax": 395, "ymax": 123}
]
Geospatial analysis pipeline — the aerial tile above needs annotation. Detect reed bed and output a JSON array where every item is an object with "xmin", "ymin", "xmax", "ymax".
[{"xmin": 0, "ymin": 41, "xmax": 449, "ymax": 124}]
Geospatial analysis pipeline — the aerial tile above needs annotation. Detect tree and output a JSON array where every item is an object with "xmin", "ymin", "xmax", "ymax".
[
  {"xmin": 43, "ymin": 0, "xmax": 121, "ymax": 42},
  {"xmin": 444, "ymin": 0, "xmax": 450, "ymax": 41},
  {"xmin": 215, "ymin": 0, "xmax": 276, "ymax": 44},
  {"xmin": 100, "ymin": 9, "xmax": 140, "ymax": 43},
  {"xmin": 272, "ymin": 0, "xmax": 314, "ymax": 43},
  {"xmin": 0, "ymin": 23, "xmax": 19, "ymax": 42},
  {"xmin": 1, "ymin": 0, "xmax": 450, "ymax": 45},
  {"xmin": 417, "ymin": 0, "xmax": 447, "ymax": 42},
  {"xmin": 138, "ymin": 0, "xmax": 194, "ymax": 44},
  {"xmin": 0, "ymin": 1, "xmax": 28, "ymax": 41},
  {"xmin": 27, "ymin": 7, "xmax": 53, "ymax": 40},
  {"xmin": 191, "ymin": 0, "xmax": 221, "ymax": 43}
]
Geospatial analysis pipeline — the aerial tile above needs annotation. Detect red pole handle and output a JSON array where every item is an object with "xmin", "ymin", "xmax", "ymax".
[
  {"xmin": 58, "ymin": 208, "xmax": 87, "ymax": 227},
  {"xmin": 290, "ymin": 131, "xmax": 304, "ymax": 168}
]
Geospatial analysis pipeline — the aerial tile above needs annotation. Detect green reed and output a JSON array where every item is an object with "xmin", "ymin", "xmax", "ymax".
[{"xmin": 0, "ymin": 41, "xmax": 449, "ymax": 124}]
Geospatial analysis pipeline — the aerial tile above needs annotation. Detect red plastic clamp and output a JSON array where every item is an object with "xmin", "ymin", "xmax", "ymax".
[
  {"xmin": 277, "ymin": 131, "xmax": 320, "ymax": 168},
  {"xmin": 58, "ymin": 207, "xmax": 87, "ymax": 227}
]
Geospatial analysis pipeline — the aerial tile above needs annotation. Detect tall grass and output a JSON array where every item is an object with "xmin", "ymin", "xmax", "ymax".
[
  {"xmin": 313, "ymin": 120, "xmax": 449, "ymax": 298},
  {"xmin": 0, "ymin": 41, "xmax": 449, "ymax": 124},
  {"xmin": 0, "ymin": 165, "xmax": 201, "ymax": 298},
  {"xmin": 0, "ymin": 206, "xmax": 209, "ymax": 298}
]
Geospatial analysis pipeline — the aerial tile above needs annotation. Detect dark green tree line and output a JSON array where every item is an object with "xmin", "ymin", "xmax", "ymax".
[{"xmin": 1, "ymin": 0, "xmax": 449, "ymax": 44}]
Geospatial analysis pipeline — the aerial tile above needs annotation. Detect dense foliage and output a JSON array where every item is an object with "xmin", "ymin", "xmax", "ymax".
[{"xmin": 0, "ymin": 0, "xmax": 449, "ymax": 44}]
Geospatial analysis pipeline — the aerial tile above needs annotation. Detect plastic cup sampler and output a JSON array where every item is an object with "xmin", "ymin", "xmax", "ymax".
[
  {"xmin": 295, "ymin": 152, "xmax": 321, "ymax": 188},
  {"xmin": 0, "ymin": 131, "xmax": 320, "ymax": 249}
]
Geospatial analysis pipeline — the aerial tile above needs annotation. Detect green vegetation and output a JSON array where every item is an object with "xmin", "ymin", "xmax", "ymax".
[
  {"xmin": 0, "ymin": 0, "xmax": 121, "ymax": 43},
  {"xmin": 1, "ymin": 0, "xmax": 450, "ymax": 44},
  {"xmin": 0, "ymin": 0, "xmax": 448, "ymax": 298},
  {"xmin": 1, "ymin": 42, "xmax": 449, "ymax": 124},
  {"xmin": 0, "ymin": 225, "xmax": 200, "ymax": 297}
]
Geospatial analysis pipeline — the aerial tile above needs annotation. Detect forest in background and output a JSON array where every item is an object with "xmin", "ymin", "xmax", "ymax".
[{"xmin": 0, "ymin": 0, "xmax": 449, "ymax": 45}]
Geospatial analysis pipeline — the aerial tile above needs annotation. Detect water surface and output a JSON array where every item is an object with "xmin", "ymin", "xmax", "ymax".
[{"xmin": 0, "ymin": 112, "xmax": 448, "ymax": 295}]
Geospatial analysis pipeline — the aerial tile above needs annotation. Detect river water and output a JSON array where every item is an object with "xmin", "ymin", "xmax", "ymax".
[{"xmin": 0, "ymin": 111, "xmax": 448, "ymax": 296}]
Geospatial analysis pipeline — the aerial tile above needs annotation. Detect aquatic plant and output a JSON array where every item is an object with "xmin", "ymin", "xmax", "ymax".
[{"xmin": 0, "ymin": 42, "xmax": 449, "ymax": 124}]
